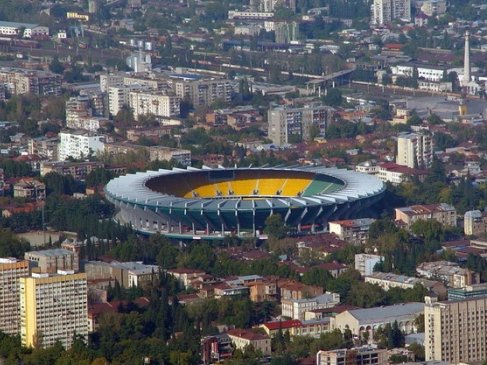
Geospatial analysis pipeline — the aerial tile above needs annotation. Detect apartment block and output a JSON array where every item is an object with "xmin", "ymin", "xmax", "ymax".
[
  {"xmin": 129, "ymin": 91, "xmax": 180, "ymax": 120},
  {"xmin": 58, "ymin": 130, "xmax": 105, "ymax": 161},
  {"xmin": 0, "ymin": 21, "xmax": 49, "ymax": 38},
  {"xmin": 172, "ymin": 78, "xmax": 235, "ymax": 107},
  {"xmin": 421, "ymin": 0, "xmax": 446, "ymax": 16},
  {"xmin": 425, "ymin": 296, "xmax": 487, "ymax": 363},
  {"xmin": 268, "ymin": 104, "xmax": 330, "ymax": 146},
  {"xmin": 0, "ymin": 258, "xmax": 29, "ymax": 335},
  {"xmin": 28, "ymin": 136, "xmax": 59, "ymax": 160},
  {"xmin": 316, "ymin": 347, "xmax": 388, "ymax": 365},
  {"xmin": 0, "ymin": 68, "xmax": 61, "ymax": 96},
  {"xmin": 354, "ymin": 254, "xmax": 384, "ymax": 276},
  {"xmin": 40, "ymin": 161, "xmax": 104, "ymax": 179},
  {"xmin": 328, "ymin": 218, "xmax": 375, "ymax": 245},
  {"xmin": 19, "ymin": 271, "xmax": 88, "ymax": 349},
  {"xmin": 396, "ymin": 133, "xmax": 433, "ymax": 169},
  {"xmin": 25, "ymin": 248, "xmax": 79, "ymax": 274},
  {"xmin": 372, "ymin": 0, "xmax": 411, "ymax": 25},
  {"xmin": 281, "ymin": 292, "xmax": 340, "ymax": 320},
  {"xmin": 464, "ymin": 209, "xmax": 487, "ymax": 236},
  {"xmin": 148, "ymin": 146, "xmax": 191, "ymax": 166},
  {"xmin": 395, "ymin": 203, "xmax": 457, "ymax": 228},
  {"xmin": 416, "ymin": 261, "xmax": 479, "ymax": 288},
  {"xmin": 108, "ymin": 84, "xmax": 146, "ymax": 116}
]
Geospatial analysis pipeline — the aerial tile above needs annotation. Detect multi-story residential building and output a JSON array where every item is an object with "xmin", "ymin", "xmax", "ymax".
[
  {"xmin": 148, "ymin": 146, "xmax": 191, "ymax": 166},
  {"xmin": 227, "ymin": 329, "xmax": 271, "ymax": 356},
  {"xmin": 267, "ymin": 104, "xmax": 331, "ymax": 146},
  {"xmin": 425, "ymin": 295, "xmax": 487, "ymax": 363},
  {"xmin": 416, "ymin": 261, "xmax": 479, "ymax": 288},
  {"xmin": 85, "ymin": 261, "xmax": 160, "ymax": 288},
  {"xmin": 0, "ymin": 21, "xmax": 49, "ymax": 38},
  {"xmin": 365, "ymin": 272, "xmax": 447, "ymax": 298},
  {"xmin": 99, "ymin": 74, "xmax": 124, "ymax": 93},
  {"xmin": 0, "ymin": 258, "xmax": 29, "ymax": 335},
  {"xmin": 166, "ymin": 268, "xmax": 206, "ymax": 289},
  {"xmin": 421, "ymin": 0, "xmax": 446, "ymax": 16},
  {"xmin": 68, "ymin": 117, "xmax": 109, "ymax": 132},
  {"xmin": 25, "ymin": 248, "xmax": 79, "ymax": 274},
  {"xmin": 464, "ymin": 210, "xmax": 487, "ymax": 236},
  {"xmin": 0, "ymin": 68, "xmax": 61, "ymax": 96},
  {"xmin": 129, "ymin": 91, "xmax": 180, "ymax": 120},
  {"xmin": 19, "ymin": 271, "xmax": 88, "ymax": 349},
  {"xmin": 331, "ymin": 302, "xmax": 424, "ymax": 337},
  {"xmin": 58, "ymin": 130, "xmax": 105, "ymax": 161},
  {"xmin": 126, "ymin": 126, "xmax": 176, "ymax": 142},
  {"xmin": 28, "ymin": 136, "xmax": 59, "ymax": 160},
  {"xmin": 40, "ymin": 161, "xmax": 104, "ymax": 179},
  {"xmin": 278, "ymin": 280, "xmax": 324, "ymax": 300},
  {"xmin": 172, "ymin": 78, "xmax": 235, "ymax": 107},
  {"xmin": 396, "ymin": 133, "xmax": 433, "ymax": 169},
  {"xmin": 316, "ymin": 347, "xmax": 388, "ymax": 365},
  {"xmin": 108, "ymin": 84, "xmax": 146, "ymax": 116},
  {"xmin": 13, "ymin": 179, "xmax": 46, "ymax": 200},
  {"xmin": 355, "ymin": 254, "xmax": 384, "ymax": 277},
  {"xmin": 395, "ymin": 203, "xmax": 457, "ymax": 228},
  {"xmin": 281, "ymin": 292, "xmax": 340, "ymax": 320},
  {"xmin": 328, "ymin": 218, "xmax": 375, "ymax": 245},
  {"xmin": 248, "ymin": 280, "xmax": 278, "ymax": 302},
  {"xmin": 66, "ymin": 96, "xmax": 92, "ymax": 126},
  {"xmin": 376, "ymin": 162, "xmax": 427, "ymax": 185},
  {"xmin": 372, "ymin": 0, "xmax": 411, "ymax": 25}
]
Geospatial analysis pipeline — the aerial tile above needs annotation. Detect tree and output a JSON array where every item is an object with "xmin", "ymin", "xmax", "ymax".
[
  {"xmin": 49, "ymin": 57, "xmax": 65, "ymax": 74},
  {"xmin": 264, "ymin": 214, "xmax": 287, "ymax": 239},
  {"xmin": 322, "ymin": 88, "xmax": 342, "ymax": 107}
]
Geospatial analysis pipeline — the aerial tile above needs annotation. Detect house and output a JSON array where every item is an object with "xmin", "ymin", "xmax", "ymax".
[{"xmin": 395, "ymin": 203, "xmax": 457, "ymax": 228}]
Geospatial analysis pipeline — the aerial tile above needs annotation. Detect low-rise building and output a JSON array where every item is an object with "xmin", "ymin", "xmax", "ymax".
[
  {"xmin": 166, "ymin": 268, "xmax": 206, "ymax": 289},
  {"xmin": 227, "ymin": 328, "xmax": 271, "ymax": 356},
  {"xmin": 0, "ymin": 21, "xmax": 49, "ymax": 38},
  {"xmin": 355, "ymin": 254, "xmax": 384, "ymax": 277},
  {"xmin": 395, "ymin": 203, "xmax": 457, "ymax": 228},
  {"xmin": 278, "ymin": 280, "xmax": 324, "ymax": 300},
  {"xmin": 331, "ymin": 302, "xmax": 424, "ymax": 337},
  {"xmin": 328, "ymin": 218, "xmax": 375, "ymax": 245},
  {"xmin": 316, "ymin": 346, "xmax": 388, "ymax": 365},
  {"xmin": 281, "ymin": 292, "xmax": 340, "ymax": 320},
  {"xmin": 261, "ymin": 318, "xmax": 331, "ymax": 338},
  {"xmin": 365, "ymin": 272, "xmax": 447, "ymax": 298},
  {"xmin": 40, "ymin": 161, "xmax": 105, "ymax": 179},
  {"xmin": 85, "ymin": 261, "xmax": 160, "ymax": 288},
  {"xmin": 13, "ymin": 179, "xmax": 45, "ymax": 200},
  {"xmin": 416, "ymin": 261, "xmax": 479, "ymax": 288},
  {"xmin": 447, "ymin": 282, "xmax": 487, "ymax": 301},
  {"xmin": 25, "ymin": 248, "xmax": 79, "ymax": 274}
]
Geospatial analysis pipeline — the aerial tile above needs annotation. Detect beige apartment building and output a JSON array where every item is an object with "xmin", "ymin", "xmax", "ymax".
[
  {"xmin": 395, "ymin": 203, "xmax": 457, "ymax": 228},
  {"xmin": 129, "ymin": 91, "xmax": 180, "ymax": 120},
  {"xmin": 425, "ymin": 296, "xmax": 487, "ymax": 363},
  {"xmin": 0, "ymin": 258, "xmax": 30, "ymax": 335},
  {"xmin": 416, "ymin": 261, "xmax": 479, "ymax": 288},
  {"xmin": 316, "ymin": 347, "xmax": 388, "ymax": 365},
  {"xmin": 25, "ymin": 248, "xmax": 79, "ymax": 274}
]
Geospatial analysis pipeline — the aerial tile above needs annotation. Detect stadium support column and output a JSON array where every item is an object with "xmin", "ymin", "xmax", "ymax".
[{"xmin": 179, "ymin": 221, "xmax": 182, "ymax": 234}]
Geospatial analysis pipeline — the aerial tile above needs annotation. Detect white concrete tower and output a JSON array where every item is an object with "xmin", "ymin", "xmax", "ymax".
[{"xmin": 464, "ymin": 31, "xmax": 471, "ymax": 84}]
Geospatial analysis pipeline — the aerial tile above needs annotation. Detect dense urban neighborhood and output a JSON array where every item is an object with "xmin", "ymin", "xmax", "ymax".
[{"xmin": 2, "ymin": 0, "xmax": 487, "ymax": 364}]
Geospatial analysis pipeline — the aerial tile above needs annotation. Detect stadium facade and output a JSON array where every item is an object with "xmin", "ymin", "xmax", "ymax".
[{"xmin": 105, "ymin": 166, "xmax": 385, "ymax": 239}]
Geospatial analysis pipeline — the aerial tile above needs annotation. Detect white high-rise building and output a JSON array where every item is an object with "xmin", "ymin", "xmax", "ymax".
[
  {"xmin": 58, "ymin": 130, "xmax": 105, "ymax": 161},
  {"xmin": 372, "ymin": 0, "xmax": 411, "ymax": 25},
  {"xmin": 129, "ymin": 91, "xmax": 180, "ymax": 120},
  {"xmin": 19, "ymin": 271, "xmax": 88, "ymax": 349},
  {"xmin": 0, "ymin": 258, "xmax": 29, "ymax": 335},
  {"xmin": 396, "ymin": 133, "xmax": 433, "ymax": 169}
]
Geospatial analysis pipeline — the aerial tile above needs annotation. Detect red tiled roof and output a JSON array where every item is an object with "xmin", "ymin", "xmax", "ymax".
[
  {"xmin": 262, "ymin": 320, "xmax": 301, "ymax": 331},
  {"xmin": 227, "ymin": 328, "xmax": 270, "ymax": 341}
]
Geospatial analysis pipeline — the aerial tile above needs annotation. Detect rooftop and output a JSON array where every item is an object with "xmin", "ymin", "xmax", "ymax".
[{"xmin": 346, "ymin": 302, "xmax": 424, "ymax": 323}]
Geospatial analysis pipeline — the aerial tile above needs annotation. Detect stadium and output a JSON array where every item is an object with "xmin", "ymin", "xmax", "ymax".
[{"xmin": 105, "ymin": 166, "xmax": 385, "ymax": 239}]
